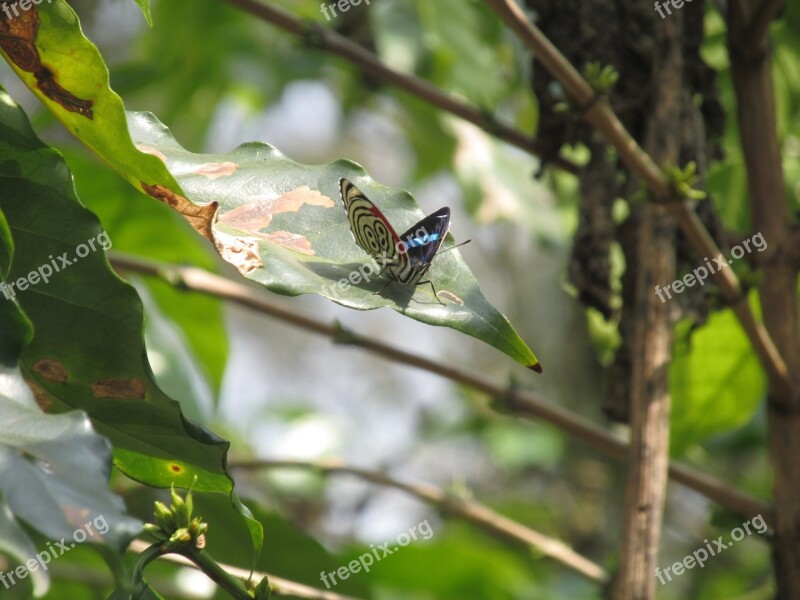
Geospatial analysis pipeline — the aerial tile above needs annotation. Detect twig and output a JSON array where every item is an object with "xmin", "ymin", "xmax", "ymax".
[
  {"xmin": 108, "ymin": 253, "xmax": 772, "ymax": 524},
  {"xmin": 481, "ymin": 0, "xmax": 796, "ymax": 405},
  {"xmin": 128, "ymin": 539, "xmax": 362, "ymax": 600},
  {"xmin": 230, "ymin": 458, "xmax": 607, "ymax": 582},
  {"xmin": 219, "ymin": 0, "xmax": 578, "ymax": 175}
]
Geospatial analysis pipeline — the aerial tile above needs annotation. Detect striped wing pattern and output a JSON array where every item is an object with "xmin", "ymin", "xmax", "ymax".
[
  {"xmin": 339, "ymin": 178, "xmax": 400, "ymax": 263},
  {"xmin": 339, "ymin": 178, "xmax": 451, "ymax": 293}
]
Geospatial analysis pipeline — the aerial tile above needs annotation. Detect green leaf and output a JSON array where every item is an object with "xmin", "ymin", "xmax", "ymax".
[
  {"xmin": 0, "ymin": 86, "xmax": 261, "ymax": 555},
  {"xmin": 62, "ymin": 148, "xmax": 228, "ymax": 400},
  {"xmin": 133, "ymin": 0, "xmax": 153, "ymax": 27},
  {"xmin": 0, "ymin": 215, "xmax": 32, "ymax": 368},
  {"xmin": 0, "ymin": 207, "xmax": 12, "ymax": 276},
  {"xmin": 669, "ymin": 303, "xmax": 767, "ymax": 456},
  {"xmin": 0, "ymin": 1, "xmax": 181, "ymax": 195},
  {"xmin": 128, "ymin": 111, "xmax": 542, "ymax": 370}
]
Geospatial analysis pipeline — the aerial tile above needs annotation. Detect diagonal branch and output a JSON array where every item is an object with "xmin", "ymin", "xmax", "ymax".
[
  {"xmin": 481, "ymin": 0, "xmax": 795, "ymax": 403},
  {"xmin": 230, "ymin": 458, "xmax": 607, "ymax": 582},
  {"xmin": 108, "ymin": 253, "xmax": 772, "ymax": 525},
  {"xmin": 220, "ymin": 0, "xmax": 578, "ymax": 174}
]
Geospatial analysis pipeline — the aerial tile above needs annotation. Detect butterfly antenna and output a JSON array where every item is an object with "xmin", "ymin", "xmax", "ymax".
[{"xmin": 438, "ymin": 239, "xmax": 472, "ymax": 255}]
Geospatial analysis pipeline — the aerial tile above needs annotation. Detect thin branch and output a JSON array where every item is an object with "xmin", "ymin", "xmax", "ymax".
[
  {"xmin": 219, "ymin": 0, "xmax": 578, "ymax": 174},
  {"xmin": 481, "ymin": 0, "xmax": 796, "ymax": 403},
  {"xmin": 231, "ymin": 458, "xmax": 607, "ymax": 583},
  {"xmin": 108, "ymin": 253, "xmax": 772, "ymax": 525},
  {"xmin": 128, "ymin": 539, "xmax": 362, "ymax": 600}
]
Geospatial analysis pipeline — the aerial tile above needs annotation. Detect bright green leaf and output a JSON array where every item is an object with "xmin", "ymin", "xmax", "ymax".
[
  {"xmin": 133, "ymin": 0, "xmax": 153, "ymax": 27},
  {"xmin": 0, "ymin": 1, "xmax": 181, "ymax": 195},
  {"xmin": 669, "ymin": 302, "xmax": 767, "ymax": 456}
]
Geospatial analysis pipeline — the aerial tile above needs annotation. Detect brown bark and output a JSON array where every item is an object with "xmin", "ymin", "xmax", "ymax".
[
  {"xmin": 728, "ymin": 1, "xmax": 800, "ymax": 596},
  {"xmin": 612, "ymin": 12, "xmax": 683, "ymax": 599}
]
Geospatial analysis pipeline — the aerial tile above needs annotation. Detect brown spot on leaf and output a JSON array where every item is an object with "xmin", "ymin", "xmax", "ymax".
[
  {"xmin": 437, "ymin": 290, "xmax": 464, "ymax": 306},
  {"xmin": 137, "ymin": 145, "xmax": 168, "ymax": 163},
  {"xmin": 218, "ymin": 186, "xmax": 334, "ymax": 234},
  {"xmin": 214, "ymin": 229, "xmax": 263, "ymax": 275},
  {"xmin": 0, "ymin": 10, "xmax": 94, "ymax": 118},
  {"xmin": 91, "ymin": 377, "xmax": 146, "ymax": 399},
  {"xmin": 141, "ymin": 183, "xmax": 218, "ymax": 242},
  {"xmin": 261, "ymin": 231, "xmax": 314, "ymax": 255},
  {"xmin": 194, "ymin": 162, "xmax": 237, "ymax": 179},
  {"xmin": 32, "ymin": 358, "xmax": 67, "ymax": 382},
  {"xmin": 25, "ymin": 379, "xmax": 52, "ymax": 412}
]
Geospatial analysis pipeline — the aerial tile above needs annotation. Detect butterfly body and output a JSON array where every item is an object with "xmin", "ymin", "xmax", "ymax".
[{"xmin": 339, "ymin": 178, "xmax": 452, "ymax": 301}]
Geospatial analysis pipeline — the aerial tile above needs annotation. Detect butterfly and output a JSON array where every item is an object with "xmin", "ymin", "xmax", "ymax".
[{"xmin": 339, "ymin": 178, "xmax": 462, "ymax": 303}]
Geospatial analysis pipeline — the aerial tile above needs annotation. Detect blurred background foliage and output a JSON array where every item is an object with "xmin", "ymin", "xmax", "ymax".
[{"xmin": 2, "ymin": 0, "xmax": 799, "ymax": 597}]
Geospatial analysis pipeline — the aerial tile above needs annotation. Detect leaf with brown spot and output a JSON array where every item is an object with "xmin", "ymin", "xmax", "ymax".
[
  {"xmin": 24, "ymin": 378, "xmax": 53, "ymax": 412},
  {"xmin": 90, "ymin": 377, "xmax": 146, "ymax": 400},
  {"xmin": 136, "ymin": 144, "xmax": 168, "ymax": 163},
  {"xmin": 260, "ymin": 231, "xmax": 315, "ymax": 255},
  {"xmin": 32, "ymin": 358, "xmax": 67, "ymax": 383},
  {"xmin": 214, "ymin": 229, "xmax": 264, "ymax": 275},
  {"xmin": 0, "ymin": 9, "xmax": 93, "ymax": 117},
  {"xmin": 1, "ymin": 1, "xmax": 185, "ymax": 218},
  {"xmin": 217, "ymin": 186, "xmax": 334, "ymax": 234},
  {"xmin": 142, "ymin": 183, "xmax": 218, "ymax": 241},
  {"xmin": 129, "ymin": 111, "xmax": 541, "ymax": 369}
]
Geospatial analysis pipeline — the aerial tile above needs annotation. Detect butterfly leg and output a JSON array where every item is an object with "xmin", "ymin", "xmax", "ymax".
[
  {"xmin": 373, "ymin": 276, "xmax": 395, "ymax": 296},
  {"xmin": 417, "ymin": 280, "xmax": 446, "ymax": 306}
]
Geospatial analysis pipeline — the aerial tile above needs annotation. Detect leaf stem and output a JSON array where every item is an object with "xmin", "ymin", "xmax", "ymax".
[{"xmin": 177, "ymin": 545, "xmax": 253, "ymax": 600}]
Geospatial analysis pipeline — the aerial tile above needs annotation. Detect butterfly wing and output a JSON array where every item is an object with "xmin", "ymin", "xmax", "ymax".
[
  {"xmin": 394, "ymin": 207, "xmax": 451, "ymax": 285},
  {"xmin": 339, "ymin": 178, "xmax": 401, "ymax": 262}
]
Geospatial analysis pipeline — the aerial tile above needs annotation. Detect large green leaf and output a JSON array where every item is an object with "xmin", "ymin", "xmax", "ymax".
[
  {"xmin": 0, "ymin": 206, "xmax": 139, "ymax": 598},
  {"xmin": 0, "ymin": 87, "xmax": 265, "ymax": 548},
  {"xmin": 669, "ymin": 302, "xmax": 767, "ymax": 456},
  {"xmin": 128, "ymin": 111, "xmax": 541, "ymax": 369},
  {"xmin": 0, "ymin": 0, "xmax": 180, "ymax": 193},
  {"xmin": 62, "ymin": 147, "xmax": 228, "ymax": 401}
]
